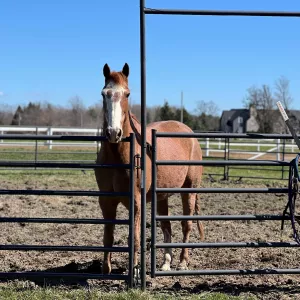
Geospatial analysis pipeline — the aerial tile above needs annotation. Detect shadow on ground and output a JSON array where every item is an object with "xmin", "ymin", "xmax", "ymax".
[{"xmin": 0, "ymin": 260, "xmax": 127, "ymax": 287}]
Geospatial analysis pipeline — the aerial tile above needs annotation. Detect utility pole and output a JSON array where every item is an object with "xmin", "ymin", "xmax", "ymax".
[{"xmin": 180, "ymin": 91, "xmax": 183, "ymax": 123}]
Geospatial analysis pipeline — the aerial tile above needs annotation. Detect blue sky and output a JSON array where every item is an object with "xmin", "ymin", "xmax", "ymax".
[{"xmin": 1, "ymin": 0, "xmax": 300, "ymax": 115}]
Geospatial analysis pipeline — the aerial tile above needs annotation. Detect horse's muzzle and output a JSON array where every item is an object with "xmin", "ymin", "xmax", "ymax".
[{"xmin": 105, "ymin": 127, "xmax": 123, "ymax": 143}]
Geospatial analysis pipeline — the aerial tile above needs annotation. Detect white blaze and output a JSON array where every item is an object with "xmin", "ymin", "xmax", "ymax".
[{"xmin": 102, "ymin": 82, "xmax": 125, "ymax": 130}]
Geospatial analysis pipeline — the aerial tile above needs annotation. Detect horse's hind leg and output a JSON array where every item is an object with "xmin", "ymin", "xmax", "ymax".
[
  {"xmin": 99, "ymin": 197, "xmax": 119, "ymax": 274},
  {"xmin": 157, "ymin": 197, "xmax": 172, "ymax": 271},
  {"xmin": 178, "ymin": 192, "xmax": 196, "ymax": 270}
]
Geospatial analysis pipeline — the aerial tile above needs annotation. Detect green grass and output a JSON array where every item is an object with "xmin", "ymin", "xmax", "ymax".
[
  {"xmin": 0, "ymin": 142, "xmax": 292, "ymax": 184},
  {"xmin": 203, "ymin": 165, "xmax": 289, "ymax": 181},
  {"xmin": 0, "ymin": 286, "xmax": 256, "ymax": 300},
  {"xmin": 0, "ymin": 147, "xmax": 97, "ymax": 162}
]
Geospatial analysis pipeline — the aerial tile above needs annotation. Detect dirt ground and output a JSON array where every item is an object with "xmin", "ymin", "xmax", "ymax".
[{"xmin": 0, "ymin": 173, "xmax": 300, "ymax": 299}]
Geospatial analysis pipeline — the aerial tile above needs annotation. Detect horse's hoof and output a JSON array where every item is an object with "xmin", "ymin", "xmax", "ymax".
[
  {"xmin": 134, "ymin": 266, "xmax": 140, "ymax": 278},
  {"xmin": 160, "ymin": 263, "xmax": 171, "ymax": 271}
]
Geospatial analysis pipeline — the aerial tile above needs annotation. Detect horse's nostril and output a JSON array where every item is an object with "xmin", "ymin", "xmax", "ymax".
[{"xmin": 116, "ymin": 129, "xmax": 123, "ymax": 140}]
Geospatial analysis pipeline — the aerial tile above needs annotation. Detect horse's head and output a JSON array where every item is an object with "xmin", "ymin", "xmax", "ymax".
[{"xmin": 101, "ymin": 63, "xmax": 130, "ymax": 143}]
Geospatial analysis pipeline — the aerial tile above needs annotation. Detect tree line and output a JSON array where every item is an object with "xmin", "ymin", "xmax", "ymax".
[
  {"xmin": 0, "ymin": 96, "xmax": 220, "ymax": 131},
  {"xmin": 1, "ymin": 75, "xmax": 296, "ymax": 133}
]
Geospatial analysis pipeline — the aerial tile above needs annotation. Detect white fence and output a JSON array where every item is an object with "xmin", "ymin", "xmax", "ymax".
[
  {"xmin": 201, "ymin": 138, "xmax": 297, "ymax": 161},
  {"xmin": 0, "ymin": 126, "xmax": 297, "ymax": 160},
  {"xmin": 0, "ymin": 126, "xmax": 103, "ymax": 150}
]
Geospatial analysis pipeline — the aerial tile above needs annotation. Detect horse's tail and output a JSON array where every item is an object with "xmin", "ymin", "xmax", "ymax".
[{"xmin": 195, "ymin": 193, "xmax": 205, "ymax": 241}]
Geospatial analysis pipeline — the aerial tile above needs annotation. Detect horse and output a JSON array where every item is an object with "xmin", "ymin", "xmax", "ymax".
[{"xmin": 94, "ymin": 63, "xmax": 204, "ymax": 274}]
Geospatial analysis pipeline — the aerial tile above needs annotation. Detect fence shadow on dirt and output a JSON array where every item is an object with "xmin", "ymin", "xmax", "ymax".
[
  {"xmin": 0, "ymin": 260, "xmax": 127, "ymax": 287},
  {"xmin": 152, "ymin": 280, "xmax": 300, "ymax": 297}
]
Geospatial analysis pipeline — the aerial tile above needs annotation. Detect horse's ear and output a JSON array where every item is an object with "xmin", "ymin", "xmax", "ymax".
[
  {"xmin": 103, "ymin": 63, "xmax": 111, "ymax": 78},
  {"xmin": 122, "ymin": 63, "xmax": 129, "ymax": 78}
]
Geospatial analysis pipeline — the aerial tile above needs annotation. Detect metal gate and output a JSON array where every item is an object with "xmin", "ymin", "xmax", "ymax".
[
  {"xmin": 139, "ymin": 2, "xmax": 300, "ymax": 289},
  {"xmin": 0, "ymin": 133, "xmax": 136, "ymax": 288},
  {"xmin": 150, "ymin": 130, "xmax": 300, "ymax": 278}
]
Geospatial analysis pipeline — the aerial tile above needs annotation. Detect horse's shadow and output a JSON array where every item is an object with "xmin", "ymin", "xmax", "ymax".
[{"xmin": 0, "ymin": 260, "xmax": 127, "ymax": 287}]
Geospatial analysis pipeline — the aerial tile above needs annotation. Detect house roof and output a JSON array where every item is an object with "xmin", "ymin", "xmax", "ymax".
[{"xmin": 220, "ymin": 109, "xmax": 249, "ymax": 129}]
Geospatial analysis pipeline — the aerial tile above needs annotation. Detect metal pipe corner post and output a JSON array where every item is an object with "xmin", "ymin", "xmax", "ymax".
[
  {"xmin": 139, "ymin": 0, "xmax": 147, "ymax": 290},
  {"xmin": 151, "ymin": 129, "xmax": 157, "ymax": 278},
  {"xmin": 128, "ymin": 133, "xmax": 135, "ymax": 288}
]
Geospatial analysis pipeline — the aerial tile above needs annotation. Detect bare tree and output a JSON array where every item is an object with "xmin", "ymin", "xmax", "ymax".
[
  {"xmin": 274, "ymin": 76, "xmax": 293, "ymax": 110},
  {"xmin": 195, "ymin": 100, "xmax": 220, "ymax": 116},
  {"xmin": 0, "ymin": 104, "xmax": 14, "ymax": 125},
  {"xmin": 244, "ymin": 84, "xmax": 276, "ymax": 133},
  {"xmin": 86, "ymin": 103, "xmax": 103, "ymax": 127},
  {"xmin": 69, "ymin": 95, "xmax": 85, "ymax": 127}
]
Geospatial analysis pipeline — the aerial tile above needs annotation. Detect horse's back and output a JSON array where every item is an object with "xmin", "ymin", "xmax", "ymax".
[
  {"xmin": 146, "ymin": 120, "xmax": 202, "ymax": 191},
  {"xmin": 147, "ymin": 120, "xmax": 202, "ymax": 161}
]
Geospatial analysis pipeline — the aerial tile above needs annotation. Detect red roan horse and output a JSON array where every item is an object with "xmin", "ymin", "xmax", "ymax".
[{"xmin": 95, "ymin": 63, "xmax": 204, "ymax": 274}]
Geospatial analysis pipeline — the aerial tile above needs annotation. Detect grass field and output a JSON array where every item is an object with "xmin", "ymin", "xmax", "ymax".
[{"xmin": 0, "ymin": 141, "xmax": 295, "ymax": 182}]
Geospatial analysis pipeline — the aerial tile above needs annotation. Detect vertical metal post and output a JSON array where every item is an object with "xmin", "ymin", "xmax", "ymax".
[
  {"xmin": 35, "ymin": 127, "xmax": 38, "ymax": 170},
  {"xmin": 223, "ymin": 138, "xmax": 229, "ymax": 180},
  {"xmin": 151, "ymin": 129, "xmax": 157, "ymax": 278},
  {"xmin": 223, "ymin": 138, "xmax": 227, "ymax": 179},
  {"xmin": 282, "ymin": 139, "xmax": 286, "ymax": 179},
  {"xmin": 227, "ymin": 138, "xmax": 230, "ymax": 180},
  {"xmin": 128, "ymin": 133, "xmax": 135, "ymax": 288},
  {"xmin": 139, "ymin": 0, "xmax": 147, "ymax": 291}
]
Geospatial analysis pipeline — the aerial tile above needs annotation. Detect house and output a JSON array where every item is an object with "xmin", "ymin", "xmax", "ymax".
[
  {"xmin": 220, "ymin": 106, "xmax": 259, "ymax": 133},
  {"xmin": 220, "ymin": 106, "xmax": 300, "ymax": 133}
]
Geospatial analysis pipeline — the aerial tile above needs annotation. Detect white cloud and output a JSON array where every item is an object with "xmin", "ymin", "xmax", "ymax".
[{"xmin": 0, "ymin": 91, "xmax": 4, "ymax": 97}]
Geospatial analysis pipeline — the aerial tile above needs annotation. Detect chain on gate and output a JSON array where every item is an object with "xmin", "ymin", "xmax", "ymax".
[
  {"xmin": 281, "ymin": 153, "xmax": 300, "ymax": 244},
  {"xmin": 277, "ymin": 101, "xmax": 300, "ymax": 244}
]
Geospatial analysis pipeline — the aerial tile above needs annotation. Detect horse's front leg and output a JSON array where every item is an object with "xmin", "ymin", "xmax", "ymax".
[
  {"xmin": 99, "ymin": 197, "xmax": 119, "ymax": 274},
  {"xmin": 122, "ymin": 193, "xmax": 141, "ymax": 273},
  {"xmin": 133, "ymin": 194, "xmax": 141, "ymax": 268}
]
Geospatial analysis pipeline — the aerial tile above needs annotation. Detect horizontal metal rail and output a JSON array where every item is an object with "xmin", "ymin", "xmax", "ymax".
[
  {"xmin": 0, "ymin": 162, "xmax": 131, "ymax": 169},
  {"xmin": 156, "ymin": 215, "xmax": 289, "ymax": 221},
  {"xmin": 222, "ymin": 175, "xmax": 288, "ymax": 180},
  {"xmin": 156, "ymin": 132, "xmax": 297, "ymax": 139},
  {"xmin": 0, "ymin": 217, "xmax": 129, "ymax": 225},
  {"xmin": 144, "ymin": 8, "xmax": 300, "ymax": 17},
  {"xmin": 156, "ymin": 188, "xmax": 288, "ymax": 193},
  {"xmin": 0, "ymin": 272, "xmax": 127, "ymax": 280},
  {"xmin": 156, "ymin": 269, "xmax": 300, "ymax": 276},
  {"xmin": 0, "ymin": 189, "xmax": 129, "ymax": 197},
  {"xmin": 156, "ymin": 160, "xmax": 290, "ymax": 166},
  {"xmin": 155, "ymin": 242, "xmax": 299, "ymax": 249},
  {"xmin": 0, "ymin": 244, "xmax": 128, "ymax": 252}
]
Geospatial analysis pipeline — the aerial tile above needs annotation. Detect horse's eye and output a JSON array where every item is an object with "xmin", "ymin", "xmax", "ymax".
[{"xmin": 126, "ymin": 93, "xmax": 130, "ymax": 98}]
